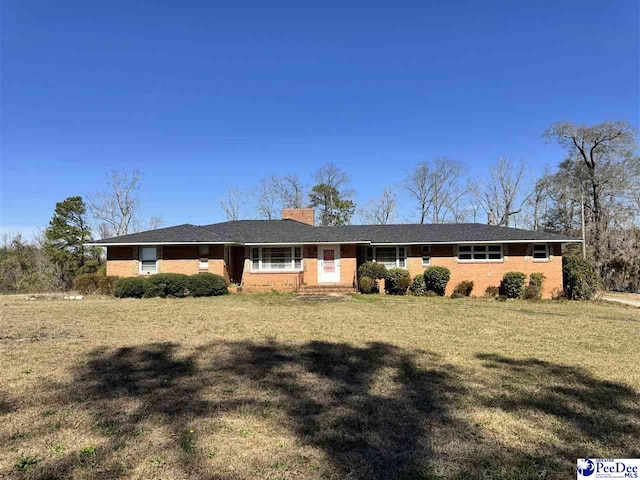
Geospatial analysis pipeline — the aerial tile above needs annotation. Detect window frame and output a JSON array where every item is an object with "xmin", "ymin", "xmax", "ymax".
[
  {"xmin": 532, "ymin": 243, "xmax": 549, "ymax": 262},
  {"xmin": 421, "ymin": 245, "xmax": 431, "ymax": 267},
  {"xmin": 366, "ymin": 246, "xmax": 408, "ymax": 269},
  {"xmin": 457, "ymin": 244, "xmax": 504, "ymax": 263},
  {"xmin": 139, "ymin": 247, "xmax": 158, "ymax": 274},
  {"xmin": 249, "ymin": 246, "xmax": 304, "ymax": 272},
  {"xmin": 199, "ymin": 245, "xmax": 209, "ymax": 270}
]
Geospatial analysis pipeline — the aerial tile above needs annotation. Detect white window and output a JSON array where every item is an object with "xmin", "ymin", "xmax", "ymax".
[
  {"xmin": 421, "ymin": 245, "xmax": 431, "ymax": 266},
  {"xmin": 199, "ymin": 245, "xmax": 209, "ymax": 270},
  {"xmin": 250, "ymin": 246, "xmax": 303, "ymax": 272},
  {"xmin": 139, "ymin": 247, "xmax": 158, "ymax": 274},
  {"xmin": 458, "ymin": 244, "xmax": 503, "ymax": 262},
  {"xmin": 366, "ymin": 246, "xmax": 407, "ymax": 268},
  {"xmin": 533, "ymin": 243, "xmax": 549, "ymax": 261}
]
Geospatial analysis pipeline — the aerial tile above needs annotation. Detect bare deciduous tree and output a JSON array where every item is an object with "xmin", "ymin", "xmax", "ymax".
[
  {"xmin": 473, "ymin": 156, "xmax": 531, "ymax": 227},
  {"xmin": 359, "ymin": 187, "xmax": 397, "ymax": 225},
  {"xmin": 405, "ymin": 158, "xmax": 468, "ymax": 223},
  {"xmin": 404, "ymin": 161, "xmax": 430, "ymax": 224},
  {"xmin": 544, "ymin": 120, "xmax": 637, "ymax": 265},
  {"xmin": 254, "ymin": 174, "xmax": 306, "ymax": 219},
  {"xmin": 272, "ymin": 174, "xmax": 306, "ymax": 209},
  {"xmin": 429, "ymin": 157, "xmax": 467, "ymax": 223},
  {"xmin": 89, "ymin": 170, "xmax": 142, "ymax": 238},
  {"xmin": 255, "ymin": 178, "xmax": 280, "ymax": 220},
  {"xmin": 219, "ymin": 186, "xmax": 249, "ymax": 221},
  {"xmin": 89, "ymin": 170, "xmax": 164, "ymax": 238}
]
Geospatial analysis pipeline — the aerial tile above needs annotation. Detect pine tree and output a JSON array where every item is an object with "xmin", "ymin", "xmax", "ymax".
[{"xmin": 44, "ymin": 196, "xmax": 99, "ymax": 287}]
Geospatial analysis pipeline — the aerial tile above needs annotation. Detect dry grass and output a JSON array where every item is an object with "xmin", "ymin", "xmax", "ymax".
[{"xmin": 1, "ymin": 293, "xmax": 639, "ymax": 479}]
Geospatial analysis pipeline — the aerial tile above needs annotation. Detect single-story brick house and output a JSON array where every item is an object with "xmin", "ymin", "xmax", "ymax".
[{"xmin": 87, "ymin": 208, "xmax": 581, "ymax": 297}]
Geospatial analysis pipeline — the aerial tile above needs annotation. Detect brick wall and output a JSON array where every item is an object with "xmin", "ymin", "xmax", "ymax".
[
  {"xmin": 106, "ymin": 247, "xmax": 137, "ymax": 276},
  {"xmin": 105, "ymin": 245, "xmax": 229, "ymax": 281},
  {"xmin": 405, "ymin": 243, "xmax": 563, "ymax": 298},
  {"xmin": 240, "ymin": 246, "xmax": 302, "ymax": 292},
  {"xmin": 106, "ymin": 242, "xmax": 563, "ymax": 297},
  {"xmin": 239, "ymin": 243, "xmax": 357, "ymax": 291}
]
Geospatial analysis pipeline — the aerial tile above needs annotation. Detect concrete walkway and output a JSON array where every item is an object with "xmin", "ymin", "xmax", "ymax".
[{"xmin": 601, "ymin": 296, "xmax": 640, "ymax": 308}]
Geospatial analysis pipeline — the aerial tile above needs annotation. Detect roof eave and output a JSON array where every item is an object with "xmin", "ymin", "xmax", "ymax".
[
  {"xmin": 369, "ymin": 239, "xmax": 582, "ymax": 245},
  {"xmin": 84, "ymin": 241, "xmax": 237, "ymax": 247}
]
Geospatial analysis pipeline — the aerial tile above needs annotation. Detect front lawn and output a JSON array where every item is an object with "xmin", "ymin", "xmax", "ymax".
[{"xmin": 1, "ymin": 294, "xmax": 638, "ymax": 479}]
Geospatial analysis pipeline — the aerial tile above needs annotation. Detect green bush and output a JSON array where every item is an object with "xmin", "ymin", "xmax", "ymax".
[
  {"xmin": 424, "ymin": 290, "xmax": 439, "ymax": 297},
  {"xmin": 499, "ymin": 271, "xmax": 526, "ymax": 298},
  {"xmin": 357, "ymin": 261, "xmax": 387, "ymax": 280},
  {"xmin": 529, "ymin": 272, "xmax": 546, "ymax": 290},
  {"xmin": 97, "ymin": 276, "xmax": 119, "ymax": 295},
  {"xmin": 385, "ymin": 268, "xmax": 411, "ymax": 295},
  {"xmin": 450, "ymin": 292, "xmax": 465, "ymax": 299},
  {"xmin": 187, "ymin": 273, "xmax": 228, "ymax": 297},
  {"xmin": 523, "ymin": 273, "xmax": 546, "ymax": 301},
  {"xmin": 114, "ymin": 277, "xmax": 147, "ymax": 298},
  {"xmin": 423, "ymin": 266, "xmax": 451, "ymax": 296},
  {"xmin": 484, "ymin": 285, "xmax": 499, "ymax": 298},
  {"xmin": 496, "ymin": 295, "xmax": 508, "ymax": 302},
  {"xmin": 16, "ymin": 272, "xmax": 56, "ymax": 293},
  {"xmin": 73, "ymin": 274, "xmax": 101, "ymax": 294},
  {"xmin": 452, "ymin": 280, "xmax": 474, "ymax": 297},
  {"xmin": 563, "ymin": 256, "xmax": 599, "ymax": 300},
  {"xmin": 144, "ymin": 273, "xmax": 189, "ymax": 298},
  {"xmin": 408, "ymin": 274, "xmax": 426, "ymax": 296},
  {"xmin": 522, "ymin": 284, "xmax": 541, "ymax": 300},
  {"xmin": 358, "ymin": 276, "xmax": 376, "ymax": 294}
]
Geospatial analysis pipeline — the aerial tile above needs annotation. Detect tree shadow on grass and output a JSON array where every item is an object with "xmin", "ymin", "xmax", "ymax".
[
  {"xmin": 6, "ymin": 341, "xmax": 465, "ymax": 479},
  {"xmin": 474, "ymin": 353, "xmax": 640, "ymax": 469},
  {"xmin": 4, "ymin": 342, "xmax": 639, "ymax": 479},
  {"xmin": 211, "ymin": 340, "xmax": 467, "ymax": 478}
]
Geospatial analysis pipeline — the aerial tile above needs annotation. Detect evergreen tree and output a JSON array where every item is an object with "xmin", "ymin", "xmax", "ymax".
[
  {"xmin": 308, "ymin": 184, "xmax": 355, "ymax": 226},
  {"xmin": 44, "ymin": 196, "xmax": 100, "ymax": 287}
]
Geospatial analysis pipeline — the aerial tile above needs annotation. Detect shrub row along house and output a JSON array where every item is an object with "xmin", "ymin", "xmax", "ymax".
[{"xmin": 87, "ymin": 208, "xmax": 581, "ymax": 297}]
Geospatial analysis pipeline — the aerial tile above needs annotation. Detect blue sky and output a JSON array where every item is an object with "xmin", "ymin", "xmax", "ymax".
[{"xmin": 1, "ymin": 1, "xmax": 638, "ymax": 238}]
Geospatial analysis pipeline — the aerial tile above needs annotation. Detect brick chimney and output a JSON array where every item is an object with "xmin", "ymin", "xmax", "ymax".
[{"xmin": 282, "ymin": 208, "xmax": 315, "ymax": 226}]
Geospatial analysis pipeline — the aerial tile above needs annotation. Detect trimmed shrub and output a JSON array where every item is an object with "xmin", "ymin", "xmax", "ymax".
[
  {"xmin": 97, "ymin": 276, "xmax": 119, "ymax": 295},
  {"xmin": 114, "ymin": 277, "xmax": 147, "ymax": 298},
  {"xmin": 357, "ymin": 262, "xmax": 387, "ymax": 281},
  {"xmin": 499, "ymin": 271, "xmax": 526, "ymax": 299},
  {"xmin": 450, "ymin": 292, "xmax": 465, "ymax": 299},
  {"xmin": 563, "ymin": 256, "xmax": 599, "ymax": 300},
  {"xmin": 144, "ymin": 273, "xmax": 189, "ymax": 298},
  {"xmin": 408, "ymin": 274, "xmax": 426, "ymax": 296},
  {"xmin": 423, "ymin": 266, "xmax": 451, "ymax": 296},
  {"xmin": 522, "ymin": 284, "xmax": 541, "ymax": 300},
  {"xmin": 424, "ymin": 290, "xmax": 439, "ymax": 297},
  {"xmin": 73, "ymin": 274, "xmax": 101, "ymax": 294},
  {"xmin": 523, "ymin": 273, "xmax": 546, "ymax": 301},
  {"xmin": 187, "ymin": 273, "xmax": 228, "ymax": 297},
  {"xmin": 452, "ymin": 280, "xmax": 474, "ymax": 297},
  {"xmin": 484, "ymin": 285, "xmax": 499, "ymax": 298},
  {"xmin": 529, "ymin": 272, "xmax": 546, "ymax": 290},
  {"xmin": 385, "ymin": 268, "xmax": 411, "ymax": 295},
  {"xmin": 358, "ymin": 276, "xmax": 376, "ymax": 294}
]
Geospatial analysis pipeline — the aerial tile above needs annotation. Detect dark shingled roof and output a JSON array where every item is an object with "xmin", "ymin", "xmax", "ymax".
[
  {"xmin": 89, "ymin": 220, "xmax": 580, "ymax": 245},
  {"xmin": 90, "ymin": 224, "xmax": 233, "ymax": 244}
]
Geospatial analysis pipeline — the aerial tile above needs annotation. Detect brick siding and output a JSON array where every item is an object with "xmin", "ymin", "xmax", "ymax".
[{"xmin": 105, "ymin": 242, "xmax": 563, "ymax": 297}]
